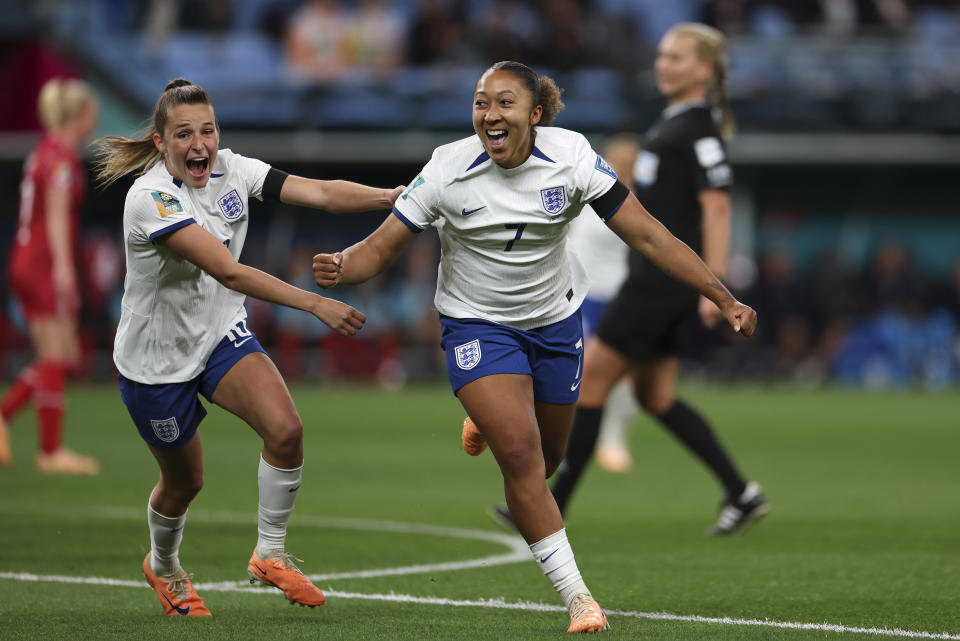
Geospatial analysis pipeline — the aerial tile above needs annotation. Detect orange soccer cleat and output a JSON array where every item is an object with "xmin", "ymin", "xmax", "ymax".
[
  {"xmin": 461, "ymin": 417, "xmax": 488, "ymax": 456},
  {"xmin": 142, "ymin": 554, "xmax": 212, "ymax": 617},
  {"xmin": 567, "ymin": 593, "xmax": 610, "ymax": 633},
  {"xmin": 248, "ymin": 549, "xmax": 326, "ymax": 607},
  {"xmin": 0, "ymin": 415, "xmax": 11, "ymax": 467},
  {"xmin": 35, "ymin": 448, "xmax": 100, "ymax": 475}
]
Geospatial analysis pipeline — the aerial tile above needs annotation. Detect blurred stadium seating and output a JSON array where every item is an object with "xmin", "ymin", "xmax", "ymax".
[{"xmin": 1, "ymin": 0, "xmax": 959, "ymax": 388}]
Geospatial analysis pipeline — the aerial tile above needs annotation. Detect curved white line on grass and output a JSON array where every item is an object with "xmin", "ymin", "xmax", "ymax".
[
  {"xmin": 2, "ymin": 572, "xmax": 958, "ymax": 640},
  {"xmin": 0, "ymin": 503, "xmax": 530, "ymax": 580}
]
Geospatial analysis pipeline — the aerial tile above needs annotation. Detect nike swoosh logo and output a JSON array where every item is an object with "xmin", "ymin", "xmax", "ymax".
[
  {"xmin": 170, "ymin": 526, "xmax": 183, "ymax": 533},
  {"xmin": 571, "ymin": 344, "xmax": 582, "ymax": 391},
  {"xmin": 289, "ymin": 484, "xmax": 301, "ymax": 493},
  {"xmin": 233, "ymin": 336, "xmax": 253, "ymax": 348},
  {"xmin": 460, "ymin": 206, "xmax": 486, "ymax": 216},
  {"xmin": 539, "ymin": 548, "xmax": 559, "ymax": 564},
  {"xmin": 257, "ymin": 566, "xmax": 268, "ymax": 576},
  {"xmin": 159, "ymin": 589, "xmax": 191, "ymax": 615}
]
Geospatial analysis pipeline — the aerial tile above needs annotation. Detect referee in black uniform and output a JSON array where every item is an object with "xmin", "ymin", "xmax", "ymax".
[{"xmin": 551, "ymin": 23, "xmax": 768, "ymax": 535}]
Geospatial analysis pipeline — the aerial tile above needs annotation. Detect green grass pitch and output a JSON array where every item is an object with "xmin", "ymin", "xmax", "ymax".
[{"xmin": 1, "ymin": 382, "xmax": 958, "ymax": 640}]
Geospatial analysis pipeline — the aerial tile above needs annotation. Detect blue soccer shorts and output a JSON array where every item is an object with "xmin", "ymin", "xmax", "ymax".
[
  {"xmin": 118, "ymin": 318, "xmax": 267, "ymax": 450},
  {"xmin": 439, "ymin": 310, "xmax": 584, "ymax": 405}
]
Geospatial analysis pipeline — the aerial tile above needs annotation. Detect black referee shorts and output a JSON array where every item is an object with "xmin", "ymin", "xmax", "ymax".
[{"xmin": 595, "ymin": 283, "xmax": 698, "ymax": 362}]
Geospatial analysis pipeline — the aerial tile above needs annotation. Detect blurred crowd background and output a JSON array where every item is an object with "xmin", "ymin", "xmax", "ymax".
[{"xmin": 2, "ymin": 0, "xmax": 959, "ymax": 389}]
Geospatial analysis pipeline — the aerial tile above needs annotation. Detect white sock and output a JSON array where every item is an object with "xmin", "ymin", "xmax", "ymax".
[
  {"xmin": 597, "ymin": 379, "xmax": 636, "ymax": 450},
  {"xmin": 529, "ymin": 528, "xmax": 590, "ymax": 609},
  {"xmin": 147, "ymin": 503, "xmax": 185, "ymax": 577},
  {"xmin": 256, "ymin": 455, "xmax": 302, "ymax": 558}
]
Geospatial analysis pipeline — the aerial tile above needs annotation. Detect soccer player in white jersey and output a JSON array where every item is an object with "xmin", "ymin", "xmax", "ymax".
[
  {"xmin": 95, "ymin": 79, "xmax": 402, "ymax": 617},
  {"xmin": 487, "ymin": 134, "xmax": 641, "ymax": 528},
  {"xmin": 312, "ymin": 61, "xmax": 757, "ymax": 633}
]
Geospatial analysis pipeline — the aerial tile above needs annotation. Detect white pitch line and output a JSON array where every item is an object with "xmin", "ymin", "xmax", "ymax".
[
  {"xmin": 2, "ymin": 571, "xmax": 958, "ymax": 640},
  {"xmin": 0, "ymin": 503, "xmax": 531, "ymax": 581}
]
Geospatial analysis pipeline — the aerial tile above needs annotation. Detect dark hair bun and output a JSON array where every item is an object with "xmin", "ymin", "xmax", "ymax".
[{"xmin": 164, "ymin": 78, "xmax": 193, "ymax": 91}]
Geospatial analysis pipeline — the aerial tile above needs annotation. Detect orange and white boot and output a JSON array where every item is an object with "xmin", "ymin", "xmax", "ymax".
[
  {"xmin": 567, "ymin": 593, "xmax": 610, "ymax": 633},
  {"xmin": 248, "ymin": 549, "xmax": 326, "ymax": 607},
  {"xmin": 461, "ymin": 417, "xmax": 488, "ymax": 456},
  {"xmin": 142, "ymin": 554, "xmax": 211, "ymax": 617}
]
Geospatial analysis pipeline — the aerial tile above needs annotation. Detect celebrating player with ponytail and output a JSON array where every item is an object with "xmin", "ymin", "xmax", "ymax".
[
  {"xmin": 313, "ymin": 60, "xmax": 755, "ymax": 633},
  {"xmin": 98, "ymin": 78, "xmax": 402, "ymax": 617}
]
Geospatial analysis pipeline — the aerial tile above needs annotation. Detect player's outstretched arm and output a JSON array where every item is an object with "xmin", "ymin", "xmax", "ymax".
[
  {"xmin": 607, "ymin": 193, "xmax": 757, "ymax": 336},
  {"xmin": 279, "ymin": 175, "xmax": 404, "ymax": 213},
  {"xmin": 161, "ymin": 222, "xmax": 365, "ymax": 336},
  {"xmin": 314, "ymin": 214, "xmax": 416, "ymax": 289}
]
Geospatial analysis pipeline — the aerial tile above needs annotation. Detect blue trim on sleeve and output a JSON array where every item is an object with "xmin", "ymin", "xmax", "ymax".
[
  {"xmin": 531, "ymin": 146, "xmax": 555, "ymax": 163},
  {"xmin": 391, "ymin": 207, "xmax": 423, "ymax": 233},
  {"xmin": 149, "ymin": 218, "xmax": 196, "ymax": 243},
  {"xmin": 466, "ymin": 152, "xmax": 490, "ymax": 171},
  {"xmin": 599, "ymin": 196, "xmax": 628, "ymax": 221}
]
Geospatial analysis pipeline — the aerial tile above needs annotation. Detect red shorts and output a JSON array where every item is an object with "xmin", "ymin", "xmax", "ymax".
[{"xmin": 9, "ymin": 257, "xmax": 79, "ymax": 321}]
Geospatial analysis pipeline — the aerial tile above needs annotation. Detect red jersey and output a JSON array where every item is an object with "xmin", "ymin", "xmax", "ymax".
[{"xmin": 9, "ymin": 135, "xmax": 85, "ymax": 319}]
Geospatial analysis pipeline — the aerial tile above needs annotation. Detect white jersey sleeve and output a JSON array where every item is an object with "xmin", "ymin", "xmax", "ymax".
[
  {"xmin": 572, "ymin": 134, "xmax": 619, "ymax": 210},
  {"xmin": 126, "ymin": 188, "xmax": 196, "ymax": 244},
  {"xmin": 392, "ymin": 148, "xmax": 443, "ymax": 230},
  {"xmin": 221, "ymin": 149, "xmax": 271, "ymax": 201}
]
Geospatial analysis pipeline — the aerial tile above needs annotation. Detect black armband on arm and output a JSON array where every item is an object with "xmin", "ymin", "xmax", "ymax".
[
  {"xmin": 262, "ymin": 168, "xmax": 290, "ymax": 201},
  {"xmin": 589, "ymin": 180, "xmax": 630, "ymax": 220}
]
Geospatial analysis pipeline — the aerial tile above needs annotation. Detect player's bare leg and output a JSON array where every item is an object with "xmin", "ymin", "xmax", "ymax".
[
  {"xmin": 211, "ymin": 352, "xmax": 324, "ymax": 607},
  {"xmin": 144, "ymin": 434, "xmax": 210, "ymax": 616},
  {"xmin": 458, "ymin": 374, "xmax": 608, "ymax": 632}
]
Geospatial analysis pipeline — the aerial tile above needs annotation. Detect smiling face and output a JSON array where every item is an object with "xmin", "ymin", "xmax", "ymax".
[
  {"xmin": 654, "ymin": 32, "xmax": 712, "ymax": 104},
  {"xmin": 472, "ymin": 69, "xmax": 542, "ymax": 169},
  {"xmin": 153, "ymin": 103, "xmax": 219, "ymax": 189}
]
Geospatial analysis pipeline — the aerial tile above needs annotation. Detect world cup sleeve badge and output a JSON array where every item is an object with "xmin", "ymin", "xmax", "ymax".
[
  {"xmin": 150, "ymin": 191, "xmax": 184, "ymax": 218},
  {"xmin": 217, "ymin": 189, "xmax": 244, "ymax": 221},
  {"xmin": 540, "ymin": 186, "xmax": 566, "ymax": 215},
  {"xmin": 455, "ymin": 339, "xmax": 482, "ymax": 370}
]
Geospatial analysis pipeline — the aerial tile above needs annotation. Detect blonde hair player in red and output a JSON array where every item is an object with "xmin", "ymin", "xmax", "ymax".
[{"xmin": 0, "ymin": 78, "xmax": 100, "ymax": 474}]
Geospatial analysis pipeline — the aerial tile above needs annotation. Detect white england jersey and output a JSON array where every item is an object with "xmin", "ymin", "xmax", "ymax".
[
  {"xmin": 567, "ymin": 204, "xmax": 629, "ymax": 302},
  {"xmin": 393, "ymin": 127, "xmax": 618, "ymax": 330},
  {"xmin": 114, "ymin": 149, "xmax": 270, "ymax": 383}
]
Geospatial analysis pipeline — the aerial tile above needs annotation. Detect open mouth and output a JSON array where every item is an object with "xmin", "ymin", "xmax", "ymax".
[
  {"xmin": 486, "ymin": 129, "xmax": 508, "ymax": 151},
  {"xmin": 186, "ymin": 157, "xmax": 208, "ymax": 178}
]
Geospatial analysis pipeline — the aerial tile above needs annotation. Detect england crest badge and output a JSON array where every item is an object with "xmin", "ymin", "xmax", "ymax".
[
  {"xmin": 217, "ymin": 189, "xmax": 244, "ymax": 221},
  {"xmin": 151, "ymin": 417, "xmax": 181, "ymax": 443},
  {"xmin": 540, "ymin": 186, "xmax": 566, "ymax": 215},
  {"xmin": 455, "ymin": 339, "xmax": 481, "ymax": 370}
]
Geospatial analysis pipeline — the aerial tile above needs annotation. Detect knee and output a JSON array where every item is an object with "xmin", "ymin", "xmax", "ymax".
[
  {"xmin": 494, "ymin": 438, "xmax": 545, "ymax": 481},
  {"xmin": 264, "ymin": 415, "xmax": 303, "ymax": 457},
  {"xmin": 636, "ymin": 387, "xmax": 674, "ymax": 416},
  {"xmin": 164, "ymin": 469, "xmax": 203, "ymax": 504}
]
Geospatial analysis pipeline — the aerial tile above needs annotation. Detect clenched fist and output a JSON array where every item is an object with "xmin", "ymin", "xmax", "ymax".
[{"xmin": 313, "ymin": 252, "xmax": 342, "ymax": 289}]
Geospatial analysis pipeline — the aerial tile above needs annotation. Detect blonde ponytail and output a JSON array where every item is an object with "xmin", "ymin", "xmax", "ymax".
[
  {"xmin": 667, "ymin": 23, "xmax": 736, "ymax": 139},
  {"xmin": 37, "ymin": 78, "xmax": 96, "ymax": 132}
]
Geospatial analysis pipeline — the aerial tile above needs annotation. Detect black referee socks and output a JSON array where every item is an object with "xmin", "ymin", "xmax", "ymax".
[
  {"xmin": 551, "ymin": 406, "xmax": 604, "ymax": 516},
  {"xmin": 657, "ymin": 399, "xmax": 747, "ymax": 500}
]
